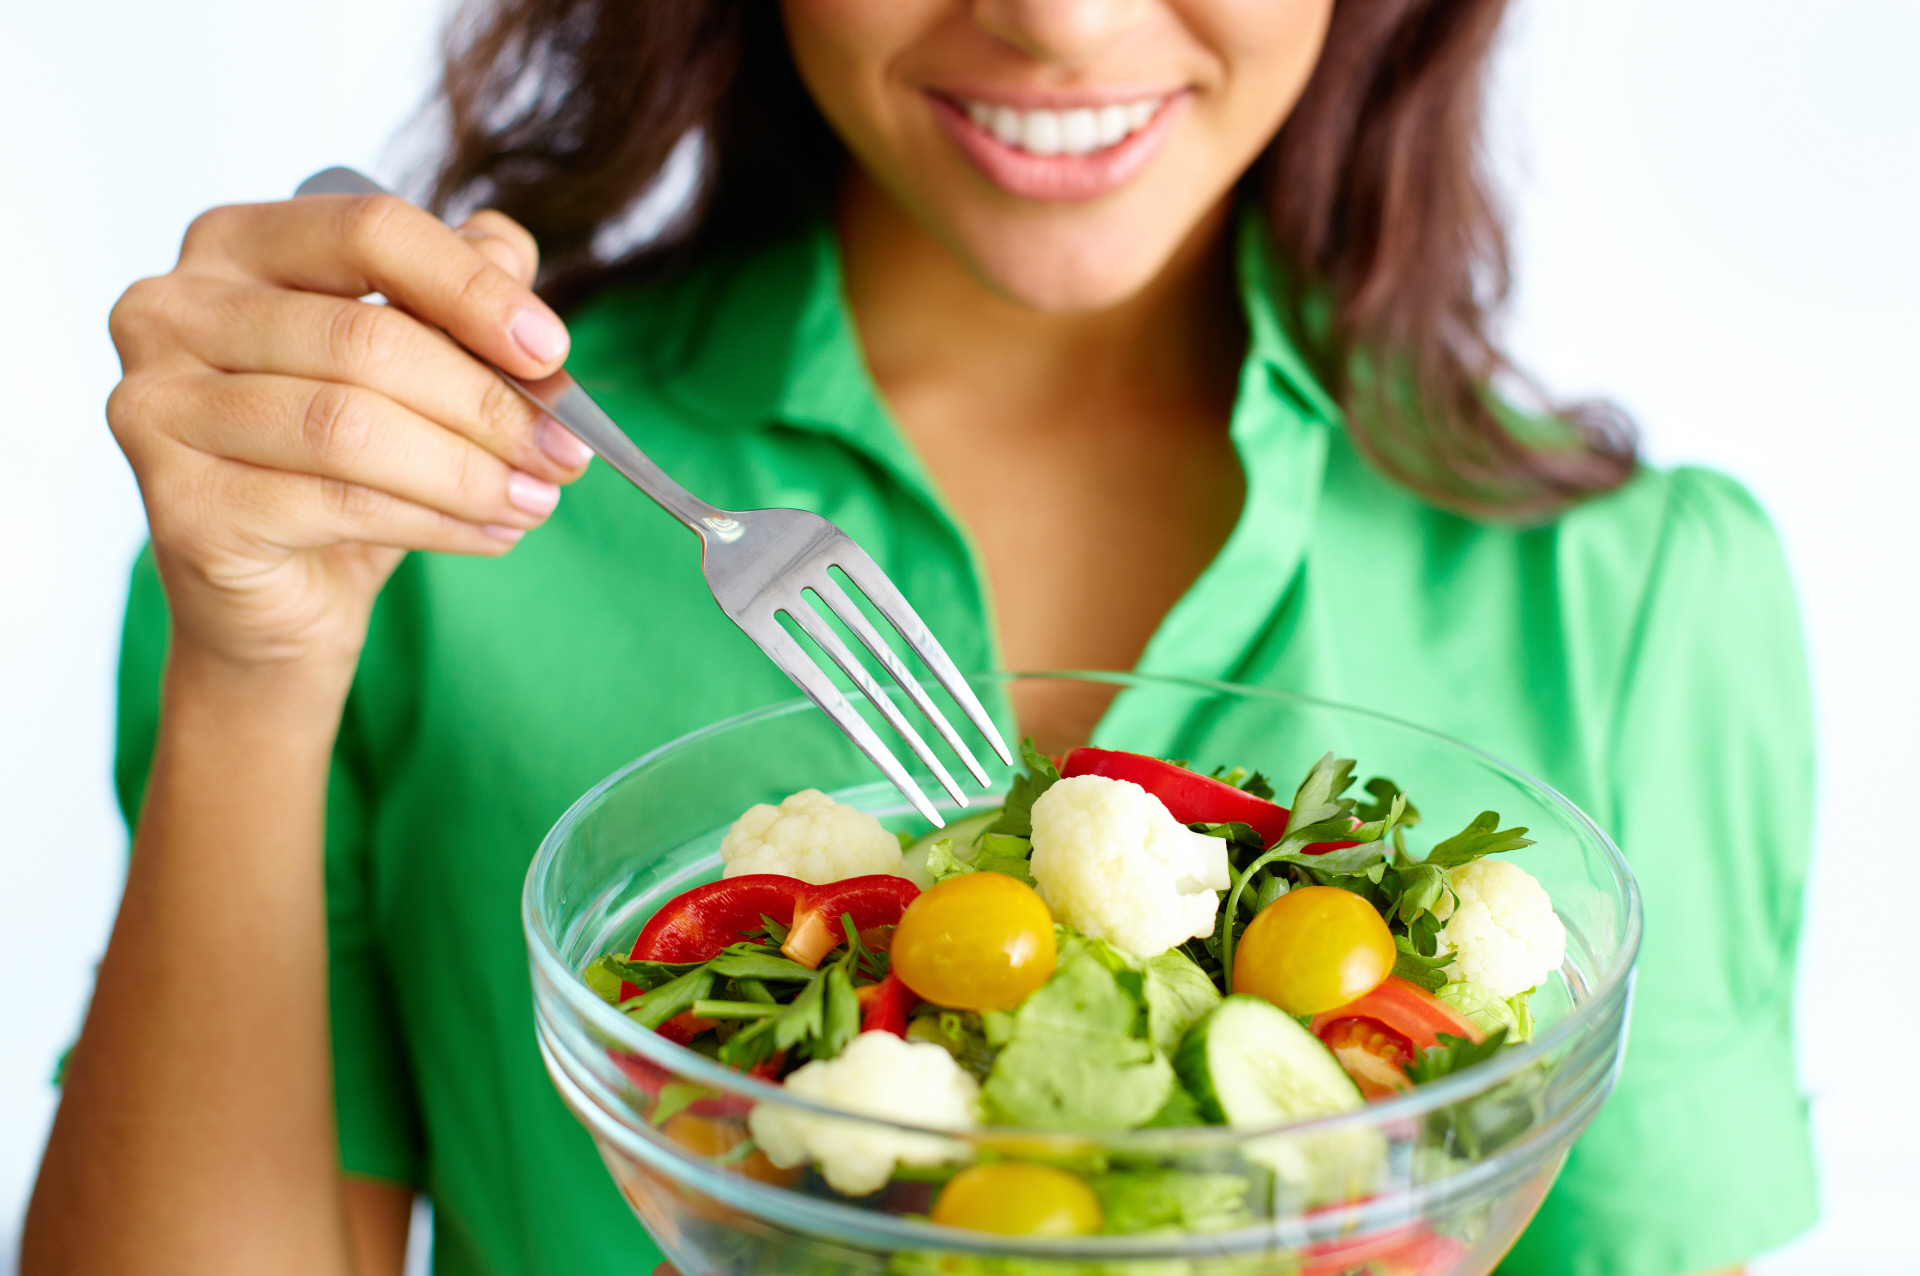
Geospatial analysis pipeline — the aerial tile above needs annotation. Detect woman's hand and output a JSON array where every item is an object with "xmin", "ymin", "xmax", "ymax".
[{"xmin": 106, "ymin": 191, "xmax": 592, "ymax": 683}]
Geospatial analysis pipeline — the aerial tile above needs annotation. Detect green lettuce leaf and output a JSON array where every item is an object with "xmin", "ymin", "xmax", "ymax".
[
  {"xmin": 984, "ymin": 740, "xmax": 1061, "ymax": 839},
  {"xmin": 1507, "ymin": 991, "xmax": 1535, "ymax": 1043},
  {"xmin": 927, "ymin": 831, "xmax": 1037, "ymax": 885},
  {"xmin": 1142, "ymin": 949, "xmax": 1222, "ymax": 1053},
  {"xmin": 1089, "ymin": 1168, "xmax": 1252, "ymax": 1234},
  {"xmin": 980, "ymin": 949, "xmax": 1174, "ymax": 1130},
  {"xmin": 1436, "ymin": 980, "xmax": 1521, "ymax": 1039}
]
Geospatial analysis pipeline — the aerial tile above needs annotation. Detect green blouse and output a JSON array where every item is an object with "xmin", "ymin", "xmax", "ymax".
[{"xmin": 113, "ymin": 216, "xmax": 1817, "ymax": 1276}]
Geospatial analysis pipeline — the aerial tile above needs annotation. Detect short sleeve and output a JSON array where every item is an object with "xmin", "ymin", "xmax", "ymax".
[
  {"xmin": 113, "ymin": 548, "xmax": 424, "ymax": 1185},
  {"xmin": 1501, "ymin": 469, "xmax": 1818, "ymax": 1275}
]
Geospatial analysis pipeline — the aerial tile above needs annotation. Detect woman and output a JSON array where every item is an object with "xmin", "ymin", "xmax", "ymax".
[{"xmin": 23, "ymin": 1, "xmax": 1814, "ymax": 1273}]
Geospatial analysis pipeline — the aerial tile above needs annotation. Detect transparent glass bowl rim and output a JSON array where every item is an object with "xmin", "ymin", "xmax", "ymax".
[{"xmin": 523, "ymin": 669, "xmax": 1643, "ymax": 1150}]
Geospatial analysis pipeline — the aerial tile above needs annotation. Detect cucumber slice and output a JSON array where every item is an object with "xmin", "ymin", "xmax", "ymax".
[
  {"xmin": 1175, "ymin": 996, "xmax": 1382, "ymax": 1205},
  {"xmin": 1175, "ymin": 995, "xmax": 1363, "ymax": 1126}
]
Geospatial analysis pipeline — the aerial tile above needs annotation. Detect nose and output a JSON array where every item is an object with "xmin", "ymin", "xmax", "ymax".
[{"xmin": 968, "ymin": 0, "xmax": 1152, "ymax": 65}]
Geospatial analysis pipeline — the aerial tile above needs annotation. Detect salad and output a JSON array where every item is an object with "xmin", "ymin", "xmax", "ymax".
[{"xmin": 583, "ymin": 743, "xmax": 1566, "ymax": 1240}]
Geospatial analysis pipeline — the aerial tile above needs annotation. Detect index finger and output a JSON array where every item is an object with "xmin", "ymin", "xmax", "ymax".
[{"xmin": 184, "ymin": 194, "xmax": 568, "ymax": 382}]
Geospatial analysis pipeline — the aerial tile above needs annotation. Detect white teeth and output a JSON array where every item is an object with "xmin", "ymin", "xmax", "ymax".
[
  {"xmin": 958, "ymin": 96, "xmax": 1166, "ymax": 157},
  {"xmin": 1060, "ymin": 108, "xmax": 1099, "ymax": 155},
  {"xmin": 1022, "ymin": 110, "xmax": 1063, "ymax": 156}
]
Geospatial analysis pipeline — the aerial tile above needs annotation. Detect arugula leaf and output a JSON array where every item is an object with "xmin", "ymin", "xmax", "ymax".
[
  {"xmin": 1205, "ymin": 764, "xmax": 1276, "ymax": 802},
  {"xmin": 984, "ymin": 739, "xmax": 1061, "ymax": 839},
  {"xmin": 1356, "ymin": 777, "xmax": 1419, "ymax": 828},
  {"xmin": 1390, "ymin": 862, "xmax": 1452, "ymax": 927},
  {"xmin": 594, "ymin": 953, "xmax": 703, "ymax": 994},
  {"xmin": 1424, "ymin": 811, "xmax": 1534, "ymax": 869},
  {"xmin": 1089, "ymin": 1168, "xmax": 1252, "ymax": 1233},
  {"xmin": 980, "ymin": 949, "xmax": 1174, "ymax": 1130},
  {"xmin": 705, "ymin": 944, "xmax": 819, "ymax": 983},
  {"xmin": 1391, "ymin": 935, "xmax": 1451, "ymax": 992},
  {"xmin": 820, "ymin": 962, "xmax": 860, "ymax": 1060},
  {"xmin": 621, "ymin": 967, "xmax": 713, "ymax": 1031},
  {"xmin": 1282, "ymin": 753, "xmax": 1359, "ymax": 835},
  {"xmin": 1407, "ymin": 1028, "xmax": 1509, "ymax": 1084}
]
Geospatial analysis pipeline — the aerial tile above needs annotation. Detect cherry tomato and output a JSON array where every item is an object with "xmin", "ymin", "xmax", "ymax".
[
  {"xmin": 1231, "ymin": 886, "xmax": 1395, "ymax": 1015},
  {"xmin": 890, "ymin": 874, "xmax": 1056, "ymax": 1013},
  {"xmin": 931, "ymin": 1163, "xmax": 1103, "ymax": 1236},
  {"xmin": 660, "ymin": 1112, "xmax": 802, "ymax": 1186}
]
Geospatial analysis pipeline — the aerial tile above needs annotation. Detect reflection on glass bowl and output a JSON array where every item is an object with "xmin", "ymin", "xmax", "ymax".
[{"xmin": 524, "ymin": 672, "xmax": 1640, "ymax": 1276}]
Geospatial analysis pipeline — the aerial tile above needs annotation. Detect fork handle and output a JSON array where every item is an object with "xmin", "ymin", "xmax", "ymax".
[{"xmin": 293, "ymin": 167, "xmax": 725, "ymax": 537}]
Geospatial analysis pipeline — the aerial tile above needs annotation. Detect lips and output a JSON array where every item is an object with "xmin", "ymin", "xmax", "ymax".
[{"xmin": 928, "ymin": 89, "xmax": 1186, "ymax": 203}]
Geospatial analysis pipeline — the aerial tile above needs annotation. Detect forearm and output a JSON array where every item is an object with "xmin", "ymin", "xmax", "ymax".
[{"xmin": 23, "ymin": 649, "xmax": 358, "ymax": 1275}]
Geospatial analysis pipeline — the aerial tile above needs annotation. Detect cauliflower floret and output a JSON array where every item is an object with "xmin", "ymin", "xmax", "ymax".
[
  {"xmin": 1027, "ymin": 774, "xmax": 1228, "ymax": 960},
  {"xmin": 720, "ymin": 789, "xmax": 903, "ymax": 884},
  {"xmin": 747, "ymin": 1031, "xmax": 979, "ymax": 1195},
  {"xmin": 1435, "ymin": 859, "xmax": 1566, "ymax": 999}
]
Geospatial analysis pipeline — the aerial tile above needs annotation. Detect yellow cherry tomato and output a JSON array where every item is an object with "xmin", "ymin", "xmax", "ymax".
[
  {"xmin": 1231, "ymin": 885, "xmax": 1396, "ymax": 1016},
  {"xmin": 890, "ymin": 873, "xmax": 1056, "ymax": 1013},
  {"xmin": 931, "ymin": 1163, "xmax": 1103, "ymax": 1236},
  {"xmin": 661, "ymin": 1112, "xmax": 801, "ymax": 1186}
]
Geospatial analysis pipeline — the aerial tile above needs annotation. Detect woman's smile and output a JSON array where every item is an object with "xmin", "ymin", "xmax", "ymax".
[
  {"xmin": 783, "ymin": 0, "xmax": 1336, "ymax": 310},
  {"xmin": 928, "ymin": 87, "xmax": 1186, "ymax": 200}
]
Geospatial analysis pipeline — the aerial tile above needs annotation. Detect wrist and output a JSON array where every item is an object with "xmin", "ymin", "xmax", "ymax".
[{"xmin": 161, "ymin": 638, "xmax": 360, "ymax": 749}]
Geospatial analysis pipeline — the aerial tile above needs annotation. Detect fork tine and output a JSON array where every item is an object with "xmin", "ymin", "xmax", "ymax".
[
  {"xmin": 751, "ymin": 620, "xmax": 945, "ymax": 825},
  {"xmin": 826, "ymin": 547, "xmax": 1015, "ymax": 768},
  {"xmin": 785, "ymin": 595, "xmax": 971, "ymax": 808},
  {"xmin": 809, "ymin": 573, "xmax": 992, "ymax": 789}
]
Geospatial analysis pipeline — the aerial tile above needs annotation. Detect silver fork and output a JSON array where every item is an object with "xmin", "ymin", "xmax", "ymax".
[{"xmin": 296, "ymin": 167, "xmax": 1012, "ymax": 823}]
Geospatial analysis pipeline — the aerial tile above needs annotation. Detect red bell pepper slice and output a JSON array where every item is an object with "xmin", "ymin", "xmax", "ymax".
[
  {"xmin": 854, "ymin": 972, "xmax": 918, "ymax": 1037},
  {"xmin": 621, "ymin": 873, "xmax": 921, "ymax": 1037},
  {"xmin": 1060, "ymin": 747, "xmax": 1359, "ymax": 853},
  {"xmin": 629, "ymin": 875, "xmax": 802, "ymax": 965},
  {"xmin": 781, "ymin": 877, "xmax": 921, "ymax": 969}
]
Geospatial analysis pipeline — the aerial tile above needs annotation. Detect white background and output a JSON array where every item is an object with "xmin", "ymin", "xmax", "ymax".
[{"xmin": 2, "ymin": 1, "xmax": 1914, "ymax": 1271}]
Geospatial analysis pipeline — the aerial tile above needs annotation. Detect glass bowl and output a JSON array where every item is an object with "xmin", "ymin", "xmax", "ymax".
[{"xmin": 524, "ymin": 672, "xmax": 1640, "ymax": 1276}]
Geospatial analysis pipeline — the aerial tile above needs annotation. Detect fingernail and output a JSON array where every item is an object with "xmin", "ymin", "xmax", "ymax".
[
  {"xmin": 507, "ymin": 471, "xmax": 561, "ymax": 517},
  {"xmin": 537, "ymin": 416, "xmax": 594, "ymax": 469},
  {"xmin": 482, "ymin": 523, "xmax": 526, "ymax": 544},
  {"xmin": 510, "ymin": 306, "xmax": 569, "ymax": 364}
]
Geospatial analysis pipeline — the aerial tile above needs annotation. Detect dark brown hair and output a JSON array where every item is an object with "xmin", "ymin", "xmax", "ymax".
[{"xmin": 431, "ymin": 0, "xmax": 1634, "ymax": 517}]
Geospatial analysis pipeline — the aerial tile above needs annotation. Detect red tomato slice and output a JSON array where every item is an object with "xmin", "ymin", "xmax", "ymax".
[
  {"xmin": 1310, "ymin": 975, "xmax": 1484, "ymax": 1055},
  {"xmin": 1315, "ymin": 1017, "xmax": 1415, "ymax": 1100},
  {"xmin": 1301, "ymin": 1224, "xmax": 1468, "ymax": 1276},
  {"xmin": 1060, "ymin": 747, "xmax": 1359, "ymax": 852}
]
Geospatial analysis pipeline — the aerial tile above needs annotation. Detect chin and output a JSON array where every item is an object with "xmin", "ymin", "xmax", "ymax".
[{"xmin": 938, "ymin": 203, "xmax": 1213, "ymax": 314}]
